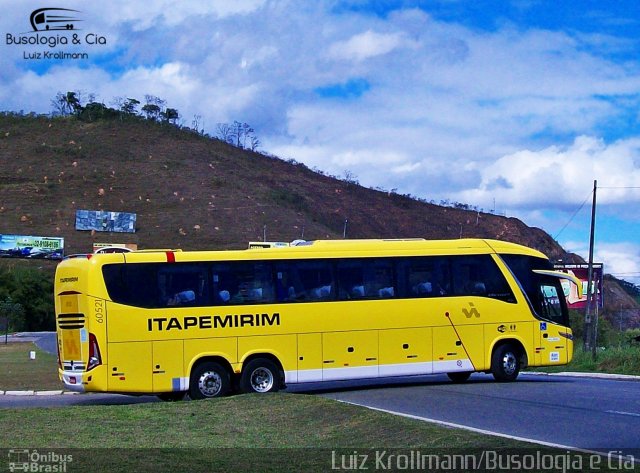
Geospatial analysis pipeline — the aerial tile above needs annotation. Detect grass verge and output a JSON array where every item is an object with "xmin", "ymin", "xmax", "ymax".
[
  {"xmin": 0, "ymin": 393, "xmax": 614, "ymax": 472},
  {"xmin": 0, "ymin": 341, "xmax": 61, "ymax": 390},
  {"xmin": 535, "ymin": 344, "xmax": 640, "ymax": 376}
]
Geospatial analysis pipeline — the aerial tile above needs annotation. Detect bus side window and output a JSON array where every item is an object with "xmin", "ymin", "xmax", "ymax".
[
  {"xmin": 401, "ymin": 257, "xmax": 448, "ymax": 298},
  {"xmin": 159, "ymin": 264, "xmax": 208, "ymax": 307},
  {"xmin": 274, "ymin": 262, "xmax": 303, "ymax": 302},
  {"xmin": 369, "ymin": 260, "xmax": 395, "ymax": 298},
  {"xmin": 276, "ymin": 260, "xmax": 334, "ymax": 302},
  {"xmin": 337, "ymin": 260, "xmax": 365, "ymax": 300},
  {"xmin": 103, "ymin": 263, "xmax": 161, "ymax": 308},
  {"xmin": 451, "ymin": 255, "xmax": 515, "ymax": 303},
  {"xmin": 218, "ymin": 261, "xmax": 275, "ymax": 305},
  {"xmin": 337, "ymin": 259, "xmax": 395, "ymax": 300}
]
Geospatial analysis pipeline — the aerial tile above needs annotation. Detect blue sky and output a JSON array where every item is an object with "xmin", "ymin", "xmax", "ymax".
[{"xmin": 1, "ymin": 0, "xmax": 639, "ymax": 284}]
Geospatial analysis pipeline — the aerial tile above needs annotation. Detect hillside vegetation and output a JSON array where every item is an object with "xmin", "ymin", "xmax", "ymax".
[
  {"xmin": 1, "ymin": 113, "xmax": 638, "ymax": 329},
  {"xmin": 0, "ymin": 114, "xmax": 574, "ymax": 255}
]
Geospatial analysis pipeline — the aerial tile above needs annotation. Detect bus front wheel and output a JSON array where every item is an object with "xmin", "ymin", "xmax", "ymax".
[
  {"xmin": 240, "ymin": 358, "xmax": 281, "ymax": 394},
  {"xmin": 189, "ymin": 361, "xmax": 230, "ymax": 399},
  {"xmin": 491, "ymin": 343, "xmax": 521, "ymax": 382}
]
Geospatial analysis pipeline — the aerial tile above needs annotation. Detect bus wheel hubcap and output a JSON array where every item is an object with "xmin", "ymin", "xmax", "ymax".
[
  {"xmin": 250, "ymin": 368, "xmax": 274, "ymax": 393},
  {"xmin": 199, "ymin": 371, "xmax": 222, "ymax": 397},
  {"xmin": 502, "ymin": 353, "xmax": 517, "ymax": 375}
]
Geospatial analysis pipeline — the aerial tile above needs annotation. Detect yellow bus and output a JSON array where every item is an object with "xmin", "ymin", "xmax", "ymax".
[{"xmin": 55, "ymin": 238, "xmax": 581, "ymax": 400}]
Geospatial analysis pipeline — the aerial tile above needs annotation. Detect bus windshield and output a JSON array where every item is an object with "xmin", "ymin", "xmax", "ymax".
[{"xmin": 500, "ymin": 254, "xmax": 569, "ymax": 326}]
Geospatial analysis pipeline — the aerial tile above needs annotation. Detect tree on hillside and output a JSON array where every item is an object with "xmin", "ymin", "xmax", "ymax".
[
  {"xmin": 66, "ymin": 91, "xmax": 84, "ymax": 116},
  {"xmin": 161, "ymin": 107, "xmax": 180, "ymax": 124},
  {"xmin": 249, "ymin": 134, "xmax": 260, "ymax": 151},
  {"xmin": 142, "ymin": 95, "xmax": 166, "ymax": 121},
  {"xmin": 191, "ymin": 114, "xmax": 204, "ymax": 134},
  {"xmin": 51, "ymin": 91, "xmax": 83, "ymax": 116},
  {"xmin": 216, "ymin": 120, "xmax": 260, "ymax": 151},
  {"xmin": 79, "ymin": 102, "xmax": 120, "ymax": 122},
  {"xmin": 141, "ymin": 103, "xmax": 161, "ymax": 121},
  {"xmin": 51, "ymin": 92, "xmax": 69, "ymax": 116},
  {"xmin": 120, "ymin": 98, "xmax": 141, "ymax": 116},
  {"xmin": 216, "ymin": 123, "xmax": 233, "ymax": 143}
]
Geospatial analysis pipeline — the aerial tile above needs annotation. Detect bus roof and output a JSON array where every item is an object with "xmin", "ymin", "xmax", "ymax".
[{"xmin": 67, "ymin": 238, "xmax": 547, "ymax": 266}]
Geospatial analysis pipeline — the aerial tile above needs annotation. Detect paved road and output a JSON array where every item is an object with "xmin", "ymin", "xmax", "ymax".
[
  {"xmin": 0, "ymin": 393, "xmax": 159, "ymax": 409},
  {"xmin": 35, "ymin": 331, "xmax": 57, "ymax": 354},
  {"xmin": 3, "ymin": 331, "xmax": 57, "ymax": 354},
  {"xmin": 309, "ymin": 373, "xmax": 640, "ymax": 458}
]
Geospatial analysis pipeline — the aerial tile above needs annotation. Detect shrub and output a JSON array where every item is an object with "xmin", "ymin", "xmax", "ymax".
[{"xmin": 0, "ymin": 266, "xmax": 54, "ymax": 331}]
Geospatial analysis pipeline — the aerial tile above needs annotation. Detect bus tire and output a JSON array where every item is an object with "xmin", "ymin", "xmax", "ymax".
[
  {"xmin": 491, "ymin": 343, "xmax": 521, "ymax": 382},
  {"xmin": 240, "ymin": 358, "xmax": 281, "ymax": 394},
  {"xmin": 189, "ymin": 361, "xmax": 230, "ymax": 399},
  {"xmin": 447, "ymin": 372, "xmax": 471, "ymax": 383}
]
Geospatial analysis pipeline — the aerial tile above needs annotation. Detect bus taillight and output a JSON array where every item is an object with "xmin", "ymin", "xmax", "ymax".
[
  {"xmin": 56, "ymin": 342, "xmax": 62, "ymax": 370},
  {"xmin": 87, "ymin": 332, "xmax": 102, "ymax": 371}
]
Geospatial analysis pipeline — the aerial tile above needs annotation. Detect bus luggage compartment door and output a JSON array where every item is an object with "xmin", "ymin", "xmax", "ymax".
[
  {"xmin": 152, "ymin": 340, "xmax": 185, "ymax": 392},
  {"xmin": 107, "ymin": 341, "xmax": 152, "ymax": 392},
  {"xmin": 322, "ymin": 331, "xmax": 378, "ymax": 381},
  {"xmin": 378, "ymin": 328, "xmax": 432, "ymax": 377}
]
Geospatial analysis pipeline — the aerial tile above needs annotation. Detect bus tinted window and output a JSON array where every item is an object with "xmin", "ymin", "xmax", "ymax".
[
  {"xmin": 160, "ymin": 264, "xmax": 208, "ymax": 307},
  {"xmin": 274, "ymin": 260, "xmax": 334, "ymax": 302},
  {"xmin": 212, "ymin": 262, "xmax": 274, "ymax": 305},
  {"xmin": 337, "ymin": 259, "xmax": 395, "ymax": 300},
  {"xmin": 451, "ymin": 255, "xmax": 516, "ymax": 303},
  {"xmin": 103, "ymin": 254, "xmax": 516, "ymax": 308},
  {"xmin": 103, "ymin": 263, "xmax": 160, "ymax": 308},
  {"xmin": 104, "ymin": 263, "xmax": 209, "ymax": 308},
  {"xmin": 398, "ymin": 257, "xmax": 450, "ymax": 297},
  {"xmin": 500, "ymin": 254, "xmax": 552, "ymax": 304}
]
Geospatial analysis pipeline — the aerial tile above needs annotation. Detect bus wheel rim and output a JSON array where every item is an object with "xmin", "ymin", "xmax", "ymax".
[
  {"xmin": 250, "ymin": 367, "xmax": 274, "ymax": 393},
  {"xmin": 502, "ymin": 352, "xmax": 517, "ymax": 375},
  {"xmin": 199, "ymin": 371, "xmax": 222, "ymax": 397}
]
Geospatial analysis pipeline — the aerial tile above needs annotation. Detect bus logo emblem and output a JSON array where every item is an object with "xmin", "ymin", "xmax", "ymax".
[{"xmin": 462, "ymin": 302, "xmax": 480, "ymax": 318}]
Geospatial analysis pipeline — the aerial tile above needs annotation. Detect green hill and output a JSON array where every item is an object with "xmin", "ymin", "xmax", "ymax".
[
  {"xmin": 0, "ymin": 113, "xmax": 574, "ymax": 257},
  {"xmin": 1, "ymin": 112, "xmax": 638, "ymax": 328}
]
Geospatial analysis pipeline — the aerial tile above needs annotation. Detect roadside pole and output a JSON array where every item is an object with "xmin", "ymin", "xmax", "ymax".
[{"xmin": 583, "ymin": 180, "xmax": 597, "ymax": 357}]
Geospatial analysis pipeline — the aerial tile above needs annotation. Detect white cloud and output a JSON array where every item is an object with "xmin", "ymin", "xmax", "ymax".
[
  {"xmin": 92, "ymin": 0, "xmax": 268, "ymax": 30},
  {"xmin": 564, "ymin": 241, "xmax": 640, "ymax": 286},
  {"xmin": 328, "ymin": 30, "xmax": 409, "ymax": 61},
  {"xmin": 455, "ymin": 136, "xmax": 640, "ymax": 210}
]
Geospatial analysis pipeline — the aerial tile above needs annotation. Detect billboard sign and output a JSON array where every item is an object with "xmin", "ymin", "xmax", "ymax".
[
  {"xmin": 554, "ymin": 263, "xmax": 604, "ymax": 309},
  {"xmin": 75, "ymin": 210, "xmax": 137, "ymax": 233},
  {"xmin": 0, "ymin": 234, "xmax": 64, "ymax": 260}
]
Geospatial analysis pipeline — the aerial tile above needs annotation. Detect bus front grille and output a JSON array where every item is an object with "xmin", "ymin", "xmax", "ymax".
[{"xmin": 57, "ymin": 313, "xmax": 85, "ymax": 330}]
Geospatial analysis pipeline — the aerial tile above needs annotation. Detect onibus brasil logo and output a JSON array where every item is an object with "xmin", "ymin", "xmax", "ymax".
[{"xmin": 5, "ymin": 7, "xmax": 107, "ymax": 59}]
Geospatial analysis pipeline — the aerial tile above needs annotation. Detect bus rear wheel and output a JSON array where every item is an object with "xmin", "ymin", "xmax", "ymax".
[
  {"xmin": 491, "ymin": 344, "xmax": 521, "ymax": 382},
  {"xmin": 240, "ymin": 358, "xmax": 281, "ymax": 394},
  {"xmin": 447, "ymin": 372, "xmax": 471, "ymax": 383},
  {"xmin": 189, "ymin": 361, "xmax": 230, "ymax": 399}
]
